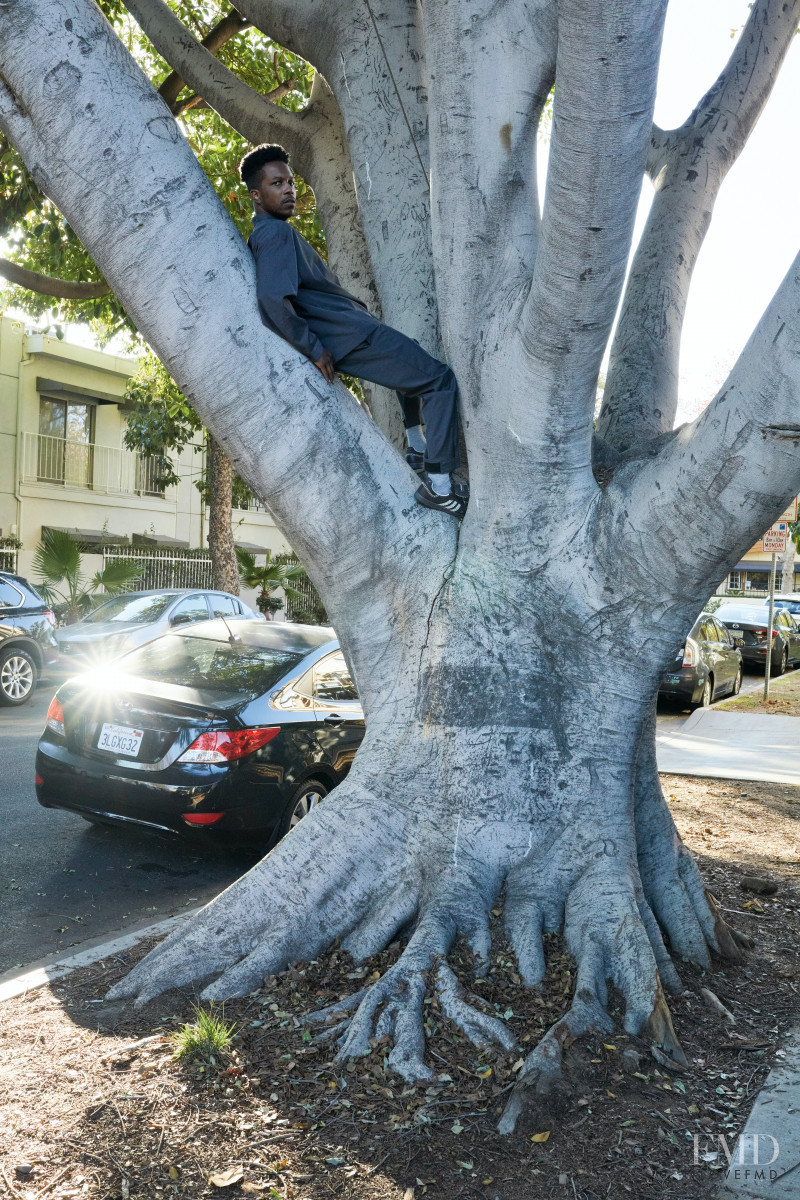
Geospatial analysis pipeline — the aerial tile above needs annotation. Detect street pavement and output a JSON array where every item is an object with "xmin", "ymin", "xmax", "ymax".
[{"xmin": 0, "ymin": 680, "xmax": 256, "ymax": 976}]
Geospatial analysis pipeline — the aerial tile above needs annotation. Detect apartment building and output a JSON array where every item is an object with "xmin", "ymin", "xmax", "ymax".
[{"xmin": 0, "ymin": 317, "xmax": 290, "ymax": 591}]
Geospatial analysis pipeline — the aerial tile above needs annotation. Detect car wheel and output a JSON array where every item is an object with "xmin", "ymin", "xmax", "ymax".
[
  {"xmin": 693, "ymin": 676, "xmax": 713, "ymax": 710},
  {"xmin": 774, "ymin": 646, "xmax": 788, "ymax": 677},
  {"xmin": 731, "ymin": 665, "xmax": 742, "ymax": 696},
  {"xmin": 0, "ymin": 648, "xmax": 37, "ymax": 706},
  {"xmin": 277, "ymin": 778, "xmax": 328, "ymax": 840}
]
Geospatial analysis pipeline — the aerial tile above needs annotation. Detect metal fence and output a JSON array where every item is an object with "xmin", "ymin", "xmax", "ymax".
[
  {"xmin": 100, "ymin": 547, "xmax": 328, "ymax": 620},
  {"xmin": 275, "ymin": 554, "xmax": 328, "ymax": 624},
  {"xmin": 0, "ymin": 549, "xmax": 19, "ymax": 574},
  {"xmin": 103, "ymin": 546, "xmax": 213, "ymax": 590}
]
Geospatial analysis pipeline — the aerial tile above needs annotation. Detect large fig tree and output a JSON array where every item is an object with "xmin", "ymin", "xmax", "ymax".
[{"xmin": 3, "ymin": 0, "xmax": 798, "ymax": 1131}]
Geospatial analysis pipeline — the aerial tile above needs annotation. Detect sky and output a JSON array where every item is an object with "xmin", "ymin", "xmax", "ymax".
[{"xmin": 8, "ymin": 1, "xmax": 800, "ymax": 415}]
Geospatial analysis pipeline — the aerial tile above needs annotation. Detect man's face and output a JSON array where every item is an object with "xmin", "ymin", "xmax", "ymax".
[{"xmin": 250, "ymin": 160, "xmax": 296, "ymax": 219}]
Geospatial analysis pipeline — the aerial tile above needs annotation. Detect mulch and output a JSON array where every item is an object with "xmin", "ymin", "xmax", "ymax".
[{"xmin": 1, "ymin": 774, "xmax": 799, "ymax": 1200}]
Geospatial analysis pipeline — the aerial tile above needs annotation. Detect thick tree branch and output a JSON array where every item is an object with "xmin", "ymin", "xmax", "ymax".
[
  {"xmin": 158, "ymin": 8, "xmax": 251, "ymax": 108},
  {"xmin": 424, "ymin": 0, "xmax": 556, "ymax": 382},
  {"xmin": 620, "ymin": 253, "xmax": 800, "ymax": 603},
  {"xmin": 598, "ymin": 0, "xmax": 800, "ymax": 454},
  {"xmin": 171, "ymin": 79, "xmax": 293, "ymax": 118},
  {"xmin": 218, "ymin": 0, "xmax": 324, "ymax": 64},
  {"xmin": 124, "ymin": 0, "xmax": 306, "ymax": 151},
  {"xmin": 489, "ymin": 0, "xmax": 667, "ymax": 518},
  {"xmin": 0, "ymin": 256, "xmax": 109, "ymax": 299}
]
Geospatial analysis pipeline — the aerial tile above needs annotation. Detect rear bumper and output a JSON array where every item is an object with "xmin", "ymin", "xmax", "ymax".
[
  {"xmin": 739, "ymin": 645, "xmax": 780, "ymax": 668},
  {"xmin": 35, "ymin": 744, "xmax": 286, "ymax": 839},
  {"xmin": 658, "ymin": 666, "xmax": 701, "ymax": 703}
]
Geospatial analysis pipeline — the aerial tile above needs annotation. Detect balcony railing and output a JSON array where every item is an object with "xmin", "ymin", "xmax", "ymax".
[{"xmin": 20, "ymin": 432, "xmax": 167, "ymax": 497}]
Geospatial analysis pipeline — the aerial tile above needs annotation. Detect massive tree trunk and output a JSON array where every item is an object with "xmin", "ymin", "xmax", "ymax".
[
  {"xmin": 3, "ymin": 0, "xmax": 798, "ymax": 1132},
  {"xmin": 206, "ymin": 433, "xmax": 239, "ymax": 595}
]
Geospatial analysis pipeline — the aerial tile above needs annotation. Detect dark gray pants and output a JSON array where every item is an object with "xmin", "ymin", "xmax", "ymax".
[{"xmin": 335, "ymin": 324, "xmax": 461, "ymax": 474}]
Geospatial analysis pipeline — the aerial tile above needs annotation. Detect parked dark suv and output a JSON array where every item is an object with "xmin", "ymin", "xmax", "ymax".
[
  {"xmin": 659, "ymin": 612, "xmax": 743, "ymax": 709},
  {"xmin": 0, "ymin": 571, "xmax": 59, "ymax": 706}
]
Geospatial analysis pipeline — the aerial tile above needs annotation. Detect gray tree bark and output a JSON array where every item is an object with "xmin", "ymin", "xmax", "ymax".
[
  {"xmin": 2, "ymin": 0, "xmax": 797, "ymax": 1133},
  {"xmin": 206, "ymin": 433, "xmax": 240, "ymax": 595}
]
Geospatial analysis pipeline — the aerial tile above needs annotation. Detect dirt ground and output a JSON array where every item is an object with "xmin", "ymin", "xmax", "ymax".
[
  {"xmin": 2, "ymin": 775, "xmax": 800, "ymax": 1200},
  {"xmin": 718, "ymin": 669, "xmax": 800, "ymax": 716}
]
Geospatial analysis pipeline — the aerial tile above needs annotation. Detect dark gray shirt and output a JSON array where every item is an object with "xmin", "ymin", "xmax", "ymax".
[{"xmin": 248, "ymin": 212, "xmax": 379, "ymax": 363}]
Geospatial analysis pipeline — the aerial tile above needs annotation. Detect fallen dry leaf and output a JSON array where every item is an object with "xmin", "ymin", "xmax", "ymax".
[{"xmin": 209, "ymin": 1165, "xmax": 245, "ymax": 1188}]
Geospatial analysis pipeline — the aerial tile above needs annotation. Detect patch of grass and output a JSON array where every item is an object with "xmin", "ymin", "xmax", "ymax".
[
  {"xmin": 717, "ymin": 668, "xmax": 800, "ymax": 715},
  {"xmin": 170, "ymin": 1003, "xmax": 237, "ymax": 1063}
]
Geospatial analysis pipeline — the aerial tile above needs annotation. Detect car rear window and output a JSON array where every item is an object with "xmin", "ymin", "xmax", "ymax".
[
  {"xmin": 715, "ymin": 606, "xmax": 770, "ymax": 623},
  {"xmin": 117, "ymin": 634, "xmax": 304, "ymax": 700},
  {"xmin": 83, "ymin": 593, "xmax": 175, "ymax": 625}
]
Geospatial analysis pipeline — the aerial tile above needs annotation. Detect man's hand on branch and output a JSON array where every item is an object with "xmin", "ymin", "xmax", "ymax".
[{"xmin": 314, "ymin": 347, "xmax": 336, "ymax": 383}]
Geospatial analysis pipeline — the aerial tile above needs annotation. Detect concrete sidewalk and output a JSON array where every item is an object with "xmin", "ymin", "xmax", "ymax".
[
  {"xmin": 656, "ymin": 710, "xmax": 800, "ymax": 785},
  {"xmin": 718, "ymin": 1031, "xmax": 800, "ymax": 1197}
]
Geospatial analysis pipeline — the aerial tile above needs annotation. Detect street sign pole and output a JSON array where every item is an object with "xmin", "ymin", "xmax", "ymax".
[{"xmin": 764, "ymin": 552, "xmax": 778, "ymax": 701}]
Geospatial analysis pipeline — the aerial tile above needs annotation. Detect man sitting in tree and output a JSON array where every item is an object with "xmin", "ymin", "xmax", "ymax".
[{"xmin": 240, "ymin": 143, "xmax": 466, "ymax": 517}]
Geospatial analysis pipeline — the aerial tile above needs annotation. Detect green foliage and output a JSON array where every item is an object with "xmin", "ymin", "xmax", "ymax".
[
  {"xmin": 236, "ymin": 546, "xmax": 305, "ymax": 612},
  {"xmin": 171, "ymin": 1003, "xmax": 237, "ymax": 1063},
  {"xmin": 123, "ymin": 351, "xmax": 202, "ymax": 489},
  {"xmin": 32, "ymin": 528, "xmax": 143, "ymax": 623}
]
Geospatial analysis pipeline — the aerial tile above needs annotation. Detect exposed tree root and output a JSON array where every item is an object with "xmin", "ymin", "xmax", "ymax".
[
  {"xmin": 106, "ymin": 774, "xmax": 753, "ymax": 1137},
  {"xmin": 633, "ymin": 713, "xmax": 753, "ymax": 966}
]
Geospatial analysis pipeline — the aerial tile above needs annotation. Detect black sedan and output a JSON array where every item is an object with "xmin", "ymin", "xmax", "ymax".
[
  {"xmin": 0, "ymin": 570, "xmax": 59, "ymax": 706},
  {"xmin": 715, "ymin": 603, "xmax": 800, "ymax": 675},
  {"xmin": 659, "ymin": 612, "xmax": 743, "ymax": 709},
  {"xmin": 36, "ymin": 620, "xmax": 365, "ymax": 846}
]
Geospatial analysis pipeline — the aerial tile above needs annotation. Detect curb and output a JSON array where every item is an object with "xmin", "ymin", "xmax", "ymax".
[
  {"xmin": 0, "ymin": 907, "xmax": 199, "ymax": 1004},
  {"xmin": 717, "ymin": 1029, "xmax": 800, "ymax": 1197}
]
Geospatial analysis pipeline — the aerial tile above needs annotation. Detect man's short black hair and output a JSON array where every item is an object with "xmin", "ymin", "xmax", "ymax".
[{"xmin": 239, "ymin": 144, "xmax": 290, "ymax": 190}]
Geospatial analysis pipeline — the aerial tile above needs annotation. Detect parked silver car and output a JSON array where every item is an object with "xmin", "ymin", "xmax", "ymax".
[{"xmin": 55, "ymin": 589, "xmax": 263, "ymax": 670}]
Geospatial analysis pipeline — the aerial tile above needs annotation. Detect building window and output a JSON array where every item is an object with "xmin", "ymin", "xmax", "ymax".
[
  {"xmin": 37, "ymin": 396, "xmax": 94, "ymax": 486},
  {"xmin": 727, "ymin": 571, "xmax": 741, "ymax": 590}
]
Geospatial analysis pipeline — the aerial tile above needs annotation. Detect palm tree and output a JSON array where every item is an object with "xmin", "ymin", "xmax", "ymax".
[
  {"xmin": 235, "ymin": 547, "xmax": 305, "ymax": 620},
  {"xmin": 32, "ymin": 529, "xmax": 144, "ymax": 624}
]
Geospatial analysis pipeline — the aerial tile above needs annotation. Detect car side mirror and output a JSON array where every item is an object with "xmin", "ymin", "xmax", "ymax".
[{"xmin": 170, "ymin": 612, "xmax": 194, "ymax": 626}]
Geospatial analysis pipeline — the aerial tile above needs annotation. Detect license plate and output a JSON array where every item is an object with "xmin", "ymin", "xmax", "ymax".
[{"xmin": 97, "ymin": 722, "xmax": 144, "ymax": 757}]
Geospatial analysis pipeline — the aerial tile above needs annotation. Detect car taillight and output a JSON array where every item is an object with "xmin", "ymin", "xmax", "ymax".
[
  {"xmin": 178, "ymin": 726, "xmax": 280, "ymax": 763},
  {"xmin": 46, "ymin": 695, "xmax": 65, "ymax": 737},
  {"xmin": 772, "ymin": 630, "xmax": 779, "ymax": 638},
  {"xmin": 682, "ymin": 643, "xmax": 696, "ymax": 667},
  {"xmin": 44, "ymin": 610, "xmax": 56, "ymax": 627},
  {"xmin": 182, "ymin": 812, "xmax": 225, "ymax": 825}
]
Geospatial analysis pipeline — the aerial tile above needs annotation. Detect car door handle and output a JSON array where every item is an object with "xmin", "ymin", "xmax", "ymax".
[{"xmin": 323, "ymin": 714, "xmax": 346, "ymax": 726}]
